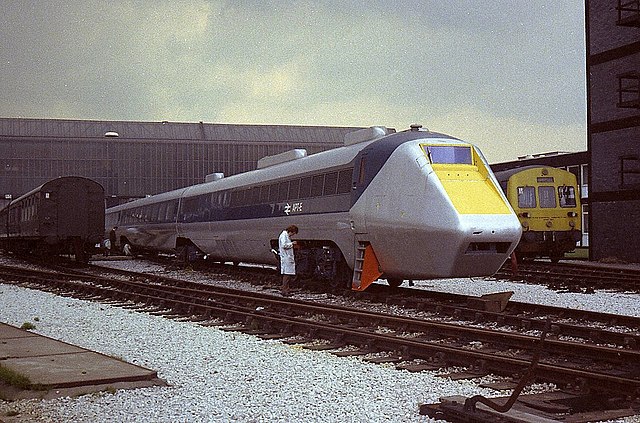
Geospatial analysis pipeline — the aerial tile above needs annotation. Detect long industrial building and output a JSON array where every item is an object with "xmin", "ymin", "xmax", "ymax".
[
  {"xmin": 586, "ymin": 0, "xmax": 640, "ymax": 262},
  {"xmin": 0, "ymin": 118, "xmax": 362, "ymax": 208}
]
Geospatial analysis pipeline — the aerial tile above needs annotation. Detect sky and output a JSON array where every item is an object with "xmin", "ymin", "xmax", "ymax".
[{"xmin": 0, "ymin": 1, "xmax": 587, "ymax": 163}]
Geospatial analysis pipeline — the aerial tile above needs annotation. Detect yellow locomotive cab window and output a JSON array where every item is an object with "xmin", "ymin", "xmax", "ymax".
[
  {"xmin": 558, "ymin": 186, "xmax": 577, "ymax": 207},
  {"xmin": 538, "ymin": 186, "xmax": 557, "ymax": 208},
  {"xmin": 517, "ymin": 186, "xmax": 536, "ymax": 208}
]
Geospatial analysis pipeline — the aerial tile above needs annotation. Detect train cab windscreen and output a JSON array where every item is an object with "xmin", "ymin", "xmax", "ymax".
[
  {"xmin": 517, "ymin": 186, "xmax": 536, "ymax": 208},
  {"xmin": 558, "ymin": 186, "xmax": 577, "ymax": 207},
  {"xmin": 538, "ymin": 186, "xmax": 557, "ymax": 208},
  {"xmin": 422, "ymin": 145, "xmax": 473, "ymax": 164}
]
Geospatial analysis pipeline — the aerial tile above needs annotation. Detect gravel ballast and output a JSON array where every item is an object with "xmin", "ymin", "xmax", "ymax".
[{"xmin": 1, "ymin": 260, "xmax": 640, "ymax": 422}]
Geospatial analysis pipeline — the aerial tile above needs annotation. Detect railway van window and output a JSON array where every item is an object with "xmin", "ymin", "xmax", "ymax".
[
  {"xmin": 422, "ymin": 145, "xmax": 473, "ymax": 164},
  {"xmin": 558, "ymin": 186, "xmax": 577, "ymax": 208},
  {"xmin": 538, "ymin": 186, "xmax": 557, "ymax": 208},
  {"xmin": 517, "ymin": 186, "xmax": 536, "ymax": 208}
]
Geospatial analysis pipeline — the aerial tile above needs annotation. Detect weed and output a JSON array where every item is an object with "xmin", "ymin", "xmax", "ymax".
[
  {"xmin": 0, "ymin": 364, "xmax": 32, "ymax": 389},
  {"xmin": 20, "ymin": 322, "xmax": 36, "ymax": 330}
]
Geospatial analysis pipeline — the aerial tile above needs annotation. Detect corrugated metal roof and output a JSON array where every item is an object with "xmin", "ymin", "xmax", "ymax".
[{"xmin": 0, "ymin": 117, "xmax": 363, "ymax": 144}]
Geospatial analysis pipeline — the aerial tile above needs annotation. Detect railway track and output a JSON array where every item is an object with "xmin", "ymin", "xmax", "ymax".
[
  {"xmin": 494, "ymin": 259, "xmax": 640, "ymax": 292},
  {"xmin": 1, "ymin": 261, "xmax": 639, "ymax": 423}
]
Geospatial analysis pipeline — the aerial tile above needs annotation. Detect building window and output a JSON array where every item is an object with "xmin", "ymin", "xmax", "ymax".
[
  {"xmin": 617, "ymin": 0, "xmax": 640, "ymax": 27},
  {"xmin": 620, "ymin": 155, "xmax": 640, "ymax": 189},
  {"xmin": 617, "ymin": 72, "xmax": 640, "ymax": 108}
]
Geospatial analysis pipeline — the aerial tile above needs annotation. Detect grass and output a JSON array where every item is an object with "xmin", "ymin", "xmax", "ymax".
[
  {"xmin": 20, "ymin": 322, "xmax": 36, "ymax": 330},
  {"xmin": 564, "ymin": 247, "xmax": 589, "ymax": 260},
  {"xmin": 0, "ymin": 364, "xmax": 32, "ymax": 390}
]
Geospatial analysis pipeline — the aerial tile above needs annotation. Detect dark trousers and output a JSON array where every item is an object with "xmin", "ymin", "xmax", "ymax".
[{"xmin": 281, "ymin": 274, "xmax": 295, "ymax": 292}]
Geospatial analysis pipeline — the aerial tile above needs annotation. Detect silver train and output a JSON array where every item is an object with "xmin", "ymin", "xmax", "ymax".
[{"xmin": 106, "ymin": 125, "xmax": 522, "ymax": 291}]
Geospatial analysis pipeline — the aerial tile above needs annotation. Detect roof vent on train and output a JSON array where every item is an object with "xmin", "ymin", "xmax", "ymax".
[
  {"xmin": 205, "ymin": 172, "xmax": 225, "ymax": 183},
  {"xmin": 409, "ymin": 123, "xmax": 428, "ymax": 132},
  {"xmin": 344, "ymin": 126, "xmax": 391, "ymax": 146},
  {"xmin": 104, "ymin": 131, "xmax": 119, "ymax": 137},
  {"xmin": 257, "ymin": 149, "xmax": 307, "ymax": 169}
]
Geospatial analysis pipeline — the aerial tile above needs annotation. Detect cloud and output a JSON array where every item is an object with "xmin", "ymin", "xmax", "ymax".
[{"xmin": 0, "ymin": 1, "xmax": 586, "ymax": 162}]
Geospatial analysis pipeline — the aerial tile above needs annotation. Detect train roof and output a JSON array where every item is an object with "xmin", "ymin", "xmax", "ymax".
[
  {"xmin": 8, "ymin": 176, "xmax": 104, "ymax": 206},
  {"xmin": 493, "ymin": 165, "xmax": 574, "ymax": 183},
  {"xmin": 105, "ymin": 126, "xmax": 470, "ymax": 212}
]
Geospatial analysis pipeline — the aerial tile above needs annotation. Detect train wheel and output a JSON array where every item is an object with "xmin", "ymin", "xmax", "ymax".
[{"xmin": 387, "ymin": 278, "xmax": 403, "ymax": 288}]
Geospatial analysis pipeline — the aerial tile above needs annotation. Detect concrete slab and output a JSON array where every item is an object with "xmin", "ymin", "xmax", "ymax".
[
  {"xmin": 1, "ymin": 335, "xmax": 85, "ymax": 359},
  {"xmin": 0, "ymin": 323, "xmax": 166, "ymax": 400},
  {"xmin": 4, "ymin": 351, "xmax": 157, "ymax": 388}
]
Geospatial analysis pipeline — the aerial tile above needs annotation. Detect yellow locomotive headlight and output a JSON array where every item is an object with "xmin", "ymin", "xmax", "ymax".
[
  {"xmin": 521, "ymin": 221, "xmax": 529, "ymax": 229},
  {"xmin": 569, "ymin": 220, "xmax": 575, "ymax": 228},
  {"xmin": 546, "ymin": 220, "xmax": 553, "ymax": 228}
]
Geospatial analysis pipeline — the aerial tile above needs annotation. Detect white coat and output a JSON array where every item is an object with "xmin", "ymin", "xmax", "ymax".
[{"xmin": 278, "ymin": 230, "xmax": 295, "ymax": 275}]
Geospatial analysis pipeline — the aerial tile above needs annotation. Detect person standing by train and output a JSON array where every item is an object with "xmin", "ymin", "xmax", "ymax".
[
  {"xmin": 109, "ymin": 226, "xmax": 117, "ymax": 256},
  {"xmin": 278, "ymin": 225, "xmax": 298, "ymax": 296}
]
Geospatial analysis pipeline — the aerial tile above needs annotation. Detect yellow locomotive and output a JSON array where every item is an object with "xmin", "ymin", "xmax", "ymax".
[{"xmin": 494, "ymin": 166, "xmax": 582, "ymax": 262}]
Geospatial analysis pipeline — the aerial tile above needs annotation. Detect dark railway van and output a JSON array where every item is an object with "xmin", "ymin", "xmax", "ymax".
[{"xmin": 0, "ymin": 176, "xmax": 105, "ymax": 263}]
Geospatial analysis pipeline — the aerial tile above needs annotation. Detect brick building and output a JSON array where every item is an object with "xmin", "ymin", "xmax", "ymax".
[{"xmin": 586, "ymin": 0, "xmax": 640, "ymax": 262}]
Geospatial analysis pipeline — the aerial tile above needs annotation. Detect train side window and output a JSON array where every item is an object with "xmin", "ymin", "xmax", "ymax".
[
  {"xmin": 311, "ymin": 174, "xmax": 324, "ymax": 197},
  {"xmin": 323, "ymin": 172, "xmax": 338, "ymax": 196},
  {"xmin": 157, "ymin": 203, "xmax": 167, "ymax": 222},
  {"xmin": 278, "ymin": 181, "xmax": 289, "ymax": 201},
  {"xmin": 222, "ymin": 191, "xmax": 230, "ymax": 208},
  {"xmin": 242, "ymin": 189, "xmax": 252, "ymax": 207},
  {"xmin": 538, "ymin": 186, "xmax": 557, "ymax": 208},
  {"xmin": 337, "ymin": 169, "xmax": 352, "ymax": 194},
  {"xmin": 517, "ymin": 186, "xmax": 536, "ymax": 208},
  {"xmin": 165, "ymin": 201, "xmax": 177, "ymax": 221},
  {"xmin": 150, "ymin": 204, "xmax": 160, "ymax": 223},
  {"xmin": 268, "ymin": 183, "xmax": 278, "ymax": 202},
  {"xmin": 289, "ymin": 179, "xmax": 300, "ymax": 200},
  {"xmin": 230, "ymin": 190, "xmax": 241, "ymax": 206},
  {"xmin": 259, "ymin": 185, "xmax": 270, "ymax": 203},
  {"xmin": 181, "ymin": 198, "xmax": 199, "ymax": 222},
  {"xmin": 558, "ymin": 186, "xmax": 577, "ymax": 208},
  {"xmin": 250, "ymin": 187, "xmax": 260, "ymax": 205},
  {"xmin": 299, "ymin": 177, "xmax": 312, "ymax": 198}
]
